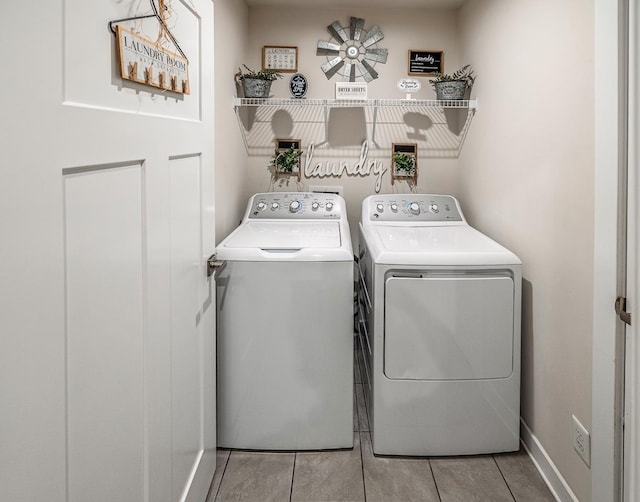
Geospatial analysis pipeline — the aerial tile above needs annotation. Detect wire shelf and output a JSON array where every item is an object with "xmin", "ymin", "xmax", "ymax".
[
  {"xmin": 233, "ymin": 97, "xmax": 478, "ymax": 110},
  {"xmin": 232, "ymin": 96, "xmax": 478, "ymax": 156}
]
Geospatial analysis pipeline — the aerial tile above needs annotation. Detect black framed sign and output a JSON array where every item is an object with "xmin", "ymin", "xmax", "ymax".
[
  {"xmin": 276, "ymin": 139, "xmax": 301, "ymax": 150},
  {"xmin": 408, "ymin": 50, "xmax": 443, "ymax": 76},
  {"xmin": 289, "ymin": 73, "xmax": 308, "ymax": 98}
]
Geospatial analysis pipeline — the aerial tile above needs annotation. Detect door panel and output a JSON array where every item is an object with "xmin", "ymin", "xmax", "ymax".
[
  {"xmin": 384, "ymin": 275, "xmax": 514, "ymax": 380},
  {"xmin": 169, "ymin": 155, "xmax": 205, "ymax": 501},
  {"xmin": 63, "ymin": 0, "xmax": 202, "ymax": 121},
  {"xmin": 64, "ymin": 165, "xmax": 145, "ymax": 502}
]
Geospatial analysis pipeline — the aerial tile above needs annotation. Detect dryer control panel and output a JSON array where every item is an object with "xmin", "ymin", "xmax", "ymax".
[
  {"xmin": 364, "ymin": 194, "xmax": 464, "ymax": 223},
  {"xmin": 247, "ymin": 192, "xmax": 343, "ymax": 220}
]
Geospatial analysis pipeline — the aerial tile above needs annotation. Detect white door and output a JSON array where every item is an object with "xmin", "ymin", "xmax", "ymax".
[{"xmin": 0, "ymin": 1, "xmax": 216, "ymax": 501}]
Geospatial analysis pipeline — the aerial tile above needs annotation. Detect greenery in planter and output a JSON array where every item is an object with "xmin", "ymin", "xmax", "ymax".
[
  {"xmin": 238, "ymin": 65, "xmax": 283, "ymax": 82},
  {"xmin": 270, "ymin": 146, "xmax": 302, "ymax": 173},
  {"xmin": 393, "ymin": 152, "xmax": 416, "ymax": 175},
  {"xmin": 429, "ymin": 64, "xmax": 475, "ymax": 88},
  {"xmin": 237, "ymin": 65, "xmax": 283, "ymax": 99}
]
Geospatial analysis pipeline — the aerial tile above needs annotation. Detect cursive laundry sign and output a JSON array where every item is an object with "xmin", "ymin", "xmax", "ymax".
[
  {"xmin": 303, "ymin": 140, "xmax": 388, "ymax": 193},
  {"xmin": 408, "ymin": 50, "xmax": 443, "ymax": 76}
]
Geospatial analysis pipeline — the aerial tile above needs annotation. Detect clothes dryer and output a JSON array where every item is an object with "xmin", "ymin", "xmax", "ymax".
[
  {"xmin": 357, "ymin": 194, "xmax": 521, "ymax": 456},
  {"xmin": 216, "ymin": 192, "xmax": 353, "ymax": 450}
]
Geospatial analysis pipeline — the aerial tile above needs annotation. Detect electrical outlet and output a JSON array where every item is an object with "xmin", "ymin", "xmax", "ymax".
[
  {"xmin": 572, "ymin": 414, "xmax": 591, "ymax": 467},
  {"xmin": 309, "ymin": 185, "xmax": 344, "ymax": 196}
]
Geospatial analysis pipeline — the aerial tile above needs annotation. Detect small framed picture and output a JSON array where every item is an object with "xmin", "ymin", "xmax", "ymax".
[
  {"xmin": 408, "ymin": 50, "xmax": 444, "ymax": 76},
  {"xmin": 263, "ymin": 46, "xmax": 298, "ymax": 72},
  {"xmin": 271, "ymin": 139, "xmax": 302, "ymax": 181},
  {"xmin": 391, "ymin": 143, "xmax": 418, "ymax": 185}
]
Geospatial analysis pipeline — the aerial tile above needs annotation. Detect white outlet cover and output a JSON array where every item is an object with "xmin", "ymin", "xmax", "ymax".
[{"xmin": 572, "ymin": 414, "xmax": 591, "ymax": 467}]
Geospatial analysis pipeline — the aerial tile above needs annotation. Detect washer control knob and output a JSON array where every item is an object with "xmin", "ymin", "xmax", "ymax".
[
  {"xmin": 271, "ymin": 202, "xmax": 280, "ymax": 211},
  {"xmin": 256, "ymin": 201, "xmax": 267, "ymax": 211},
  {"xmin": 376, "ymin": 203, "xmax": 384, "ymax": 213},
  {"xmin": 390, "ymin": 203, "xmax": 398, "ymax": 212},
  {"xmin": 429, "ymin": 203, "xmax": 439, "ymax": 213},
  {"xmin": 311, "ymin": 202, "xmax": 320, "ymax": 211},
  {"xmin": 326, "ymin": 202, "xmax": 334, "ymax": 211},
  {"xmin": 409, "ymin": 202, "xmax": 420, "ymax": 215},
  {"xmin": 289, "ymin": 200, "xmax": 301, "ymax": 213}
]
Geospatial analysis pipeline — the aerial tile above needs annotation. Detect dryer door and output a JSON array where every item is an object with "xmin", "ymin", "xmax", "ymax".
[{"xmin": 384, "ymin": 273, "xmax": 514, "ymax": 380}]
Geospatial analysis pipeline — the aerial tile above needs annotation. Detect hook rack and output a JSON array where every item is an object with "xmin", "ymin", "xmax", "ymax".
[{"xmin": 108, "ymin": 0, "xmax": 188, "ymax": 61}]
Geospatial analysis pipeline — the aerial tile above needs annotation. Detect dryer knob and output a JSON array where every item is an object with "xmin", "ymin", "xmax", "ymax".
[
  {"xmin": 256, "ymin": 202, "xmax": 267, "ymax": 211},
  {"xmin": 271, "ymin": 202, "xmax": 280, "ymax": 210},
  {"xmin": 390, "ymin": 203, "xmax": 398, "ymax": 212},
  {"xmin": 376, "ymin": 203, "xmax": 384, "ymax": 213},
  {"xmin": 429, "ymin": 203, "xmax": 439, "ymax": 213},
  {"xmin": 409, "ymin": 202, "xmax": 420, "ymax": 215},
  {"xmin": 326, "ymin": 202, "xmax": 334, "ymax": 211},
  {"xmin": 289, "ymin": 200, "xmax": 301, "ymax": 212},
  {"xmin": 311, "ymin": 202, "xmax": 320, "ymax": 211}
]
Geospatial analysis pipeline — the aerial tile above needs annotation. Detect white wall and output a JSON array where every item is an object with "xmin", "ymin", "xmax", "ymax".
[
  {"xmin": 243, "ymin": 6, "xmax": 465, "ymax": 244},
  {"xmin": 233, "ymin": 2, "xmax": 598, "ymax": 499},
  {"xmin": 458, "ymin": 1, "xmax": 594, "ymax": 500},
  {"xmin": 215, "ymin": 0, "xmax": 250, "ymax": 242}
]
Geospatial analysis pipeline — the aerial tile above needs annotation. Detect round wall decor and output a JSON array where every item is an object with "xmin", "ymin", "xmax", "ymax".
[{"xmin": 316, "ymin": 17, "xmax": 388, "ymax": 82}]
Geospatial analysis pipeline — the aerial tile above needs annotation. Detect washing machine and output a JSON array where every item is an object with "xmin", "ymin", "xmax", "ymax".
[
  {"xmin": 215, "ymin": 192, "xmax": 353, "ymax": 450},
  {"xmin": 357, "ymin": 194, "xmax": 522, "ymax": 456}
]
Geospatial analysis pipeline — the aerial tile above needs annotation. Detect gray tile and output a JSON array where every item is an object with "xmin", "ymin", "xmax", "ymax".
[
  {"xmin": 290, "ymin": 432, "xmax": 364, "ymax": 502},
  {"xmin": 494, "ymin": 449, "xmax": 555, "ymax": 502},
  {"xmin": 361, "ymin": 432, "xmax": 440, "ymax": 502},
  {"xmin": 206, "ymin": 449, "xmax": 231, "ymax": 501},
  {"xmin": 215, "ymin": 450, "xmax": 294, "ymax": 502},
  {"xmin": 355, "ymin": 384, "xmax": 369, "ymax": 432},
  {"xmin": 353, "ymin": 387, "xmax": 359, "ymax": 432},
  {"xmin": 430, "ymin": 456, "xmax": 514, "ymax": 502},
  {"xmin": 354, "ymin": 350, "xmax": 362, "ymax": 384},
  {"xmin": 355, "ymin": 343, "xmax": 367, "ymax": 386}
]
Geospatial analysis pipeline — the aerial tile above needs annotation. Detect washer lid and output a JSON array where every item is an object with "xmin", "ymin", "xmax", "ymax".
[
  {"xmin": 224, "ymin": 221, "xmax": 341, "ymax": 249},
  {"xmin": 366, "ymin": 225, "xmax": 521, "ymax": 266}
]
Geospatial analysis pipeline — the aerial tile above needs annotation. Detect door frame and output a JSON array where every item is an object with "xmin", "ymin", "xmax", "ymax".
[
  {"xmin": 622, "ymin": 0, "xmax": 639, "ymax": 499},
  {"xmin": 592, "ymin": 0, "xmax": 630, "ymax": 500}
]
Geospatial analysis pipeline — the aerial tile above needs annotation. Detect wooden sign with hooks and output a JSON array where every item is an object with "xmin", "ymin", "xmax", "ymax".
[
  {"xmin": 115, "ymin": 25, "xmax": 190, "ymax": 94},
  {"xmin": 110, "ymin": 1, "xmax": 190, "ymax": 94}
]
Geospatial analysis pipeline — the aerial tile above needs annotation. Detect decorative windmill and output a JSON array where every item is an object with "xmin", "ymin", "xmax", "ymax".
[{"xmin": 316, "ymin": 17, "xmax": 388, "ymax": 82}]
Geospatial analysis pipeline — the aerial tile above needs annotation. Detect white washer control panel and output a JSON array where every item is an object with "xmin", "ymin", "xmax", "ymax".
[
  {"xmin": 248, "ymin": 192, "xmax": 342, "ymax": 219},
  {"xmin": 366, "ymin": 194, "xmax": 463, "ymax": 222}
]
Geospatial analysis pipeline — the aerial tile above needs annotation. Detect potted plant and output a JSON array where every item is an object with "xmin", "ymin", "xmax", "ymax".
[
  {"xmin": 270, "ymin": 146, "xmax": 302, "ymax": 180},
  {"xmin": 236, "ymin": 65, "xmax": 283, "ymax": 99},
  {"xmin": 393, "ymin": 152, "xmax": 416, "ymax": 176},
  {"xmin": 429, "ymin": 64, "xmax": 475, "ymax": 100}
]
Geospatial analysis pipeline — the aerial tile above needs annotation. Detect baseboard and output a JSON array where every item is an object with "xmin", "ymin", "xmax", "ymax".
[{"xmin": 520, "ymin": 418, "xmax": 580, "ymax": 502}]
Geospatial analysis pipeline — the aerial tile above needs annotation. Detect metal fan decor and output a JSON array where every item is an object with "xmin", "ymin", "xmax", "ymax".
[{"xmin": 316, "ymin": 17, "xmax": 388, "ymax": 82}]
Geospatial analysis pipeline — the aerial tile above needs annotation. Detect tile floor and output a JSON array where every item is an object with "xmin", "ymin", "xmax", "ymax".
[{"xmin": 207, "ymin": 347, "xmax": 556, "ymax": 502}]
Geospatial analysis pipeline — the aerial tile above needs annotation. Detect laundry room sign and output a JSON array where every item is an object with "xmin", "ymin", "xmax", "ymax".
[
  {"xmin": 115, "ymin": 25, "xmax": 190, "ymax": 94},
  {"xmin": 303, "ymin": 140, "xmax": 388, "ymax": 193}
]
